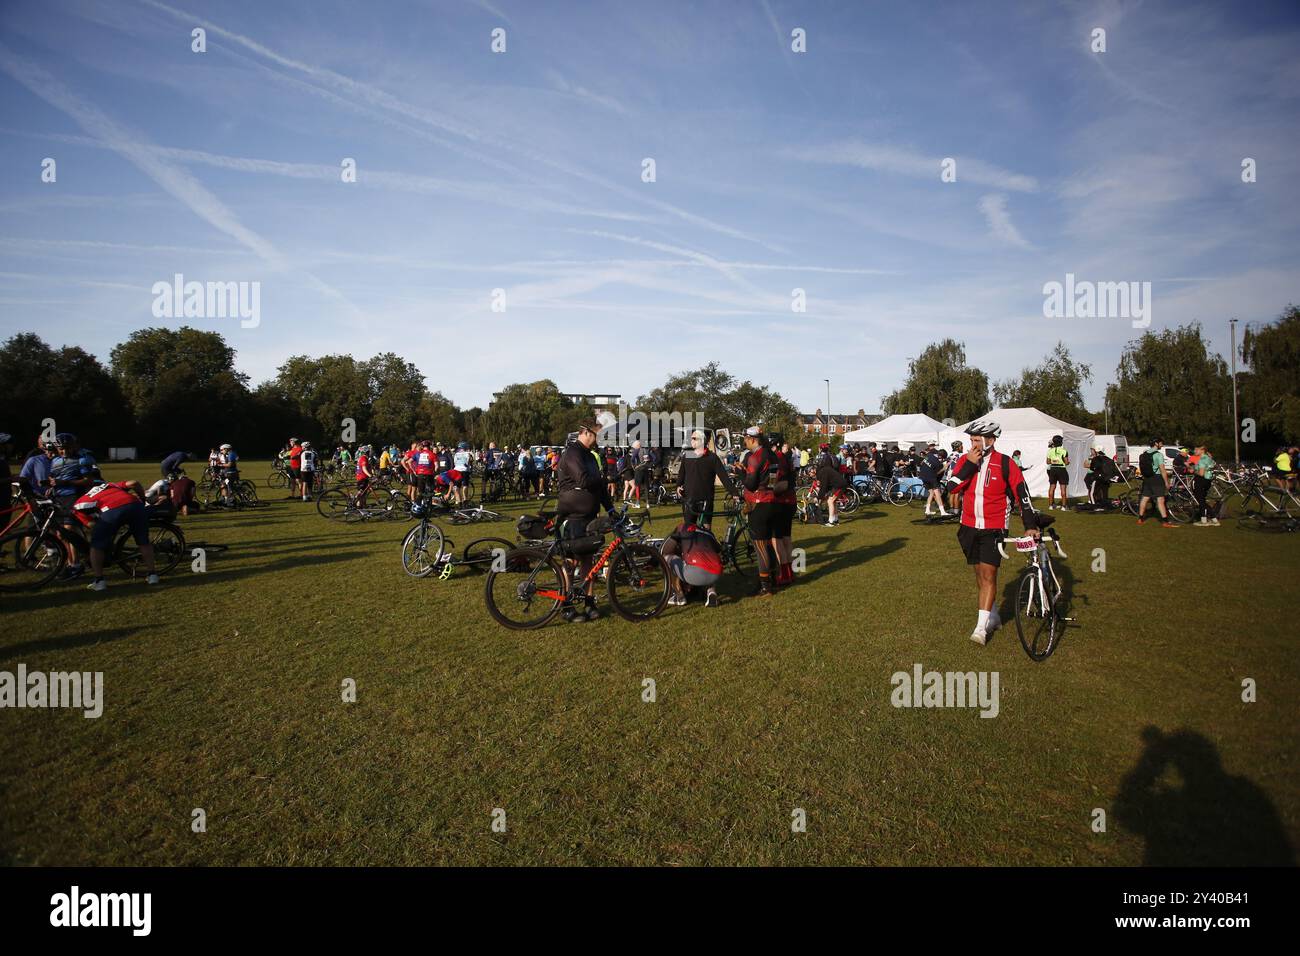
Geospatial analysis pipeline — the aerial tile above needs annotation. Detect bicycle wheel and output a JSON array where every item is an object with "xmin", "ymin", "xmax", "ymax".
[
  {"xmin": 267, "ymin": 470, "xmax": 289, "ymax": 489},
  {"xmin": 400, "ymin": 521, "xmax": 446, "ymax": 577},
  {"xmin": 462, "ymin": 536, "xmax": 513, "ymax": 572},
  {"xmin": 839, "ymin": 485, "xmax": 861, "ymax": 513},
  {"xmin": 1165, "ymin": 492, "xmax": 1194, "ymax": 523},
  {"xmin": 115, "ymin": 522, "xmax": 186, "ymax": 577},
  {"xmin": 0, "ymin": 530, "xmax": 67, "ymax": 590},
  {"xmin": 1118, "ymin": 488, "xmax": 1141, "ymax": 516},
  {"xmin": 1242, "ymin": 488, "xmax": 1285, "ymax": 518},
  {"xmin": 725, "ymin": 526, "xmax": 756, "ymax": 575},
  {"xmin": 1015, "ymin": 567, "xmax": 1061, "ymax": 661},
  {"xmin": 605, "ymin": 541, "xmax": 670, "ymax": 622},
  {"xmin": 886, "ymin": 480, "xmax": 910, "ymax": 507},
  {"xmin": 316, "ymin": 488, "xmax": 352, "ymax": 520},
  {"xmin": 484, "ymin": 547, "xmax": 567, "ymax": 629}
]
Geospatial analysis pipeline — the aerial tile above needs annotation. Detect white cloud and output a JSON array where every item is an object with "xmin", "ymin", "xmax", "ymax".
[{"xmin": 977, "ymin": 194, "xmax": 1031, "ymax": 249}]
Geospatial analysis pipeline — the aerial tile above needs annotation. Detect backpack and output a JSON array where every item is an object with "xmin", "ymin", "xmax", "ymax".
[{"xmin": 1139, "ymin": 450, "xmax": 1155, "ymax": 478}]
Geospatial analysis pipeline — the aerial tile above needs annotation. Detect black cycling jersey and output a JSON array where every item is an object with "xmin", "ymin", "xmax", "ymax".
[
  {"xmin": 555, "ymin": 440, "xmax": 613, "ymax": 517},
  {"xmin": 677, "ymin": 449, "xmax": 737, "ymax": 504}
]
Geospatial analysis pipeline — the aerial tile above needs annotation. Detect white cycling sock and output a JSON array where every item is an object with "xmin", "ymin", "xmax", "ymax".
[{"xmin": 977, "ymin": 609, "xmax": 990, "ymax": 631}]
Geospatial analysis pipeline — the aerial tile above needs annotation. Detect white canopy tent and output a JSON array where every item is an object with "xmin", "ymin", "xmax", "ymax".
[
  {"xmin": 938, "ymin": 407, "xmax": 1095, "ymax": 498},
  {"xmin": 841, "ymin": 413, "xmax": 947, "ymax": 448}
]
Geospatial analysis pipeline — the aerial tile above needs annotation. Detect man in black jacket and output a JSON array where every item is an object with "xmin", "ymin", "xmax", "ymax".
[{"xmin": 555, "ymin": 420, "xmax": 616, "ymax": 622}]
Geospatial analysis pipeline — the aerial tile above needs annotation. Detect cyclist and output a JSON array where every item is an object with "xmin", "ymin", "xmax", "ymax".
[
  {"xmin": 1191, "ymin": 443, "xmax": 1219, "ymax": 526},
  {"xmin": 299, "ymin": 441, "xmax": 317, "ymax": 501},
  {"xmin": 355, "ymin": 444, "xmax": 374, "ymax": 507},
  {"xmin": 814, "ymin": 442, "xmax": 846, "ymax": 526},
  {"xmin": 1274, "ymin": 445, "xmax": 1295, "ymax": 493},
  {"xmin": 740, "ymin": 425, "xmax": 782, "ymax": 596},
  {"xmin": 945, "ymin": 419, "xmax": 1039, "ymax": 645},
  {"xmin": 555, "ymin": 420, "xmax": 616, "ymax": 622},
  {"xmin": 769, "ymin": 432, "xmax": 797, "ymax": 589},
  {"xmin": 946, "ymin": 440, "xmax": 965, "ymax": 512},
  {"xmin": 1045, "ymin": 435, "xmax": 1070, "ymax": 510},
  {"xmin": 285, "ymin": 437, "xmax": 304, "ymax": 499},
  {"xmin": 1136, "ymin": 439, "xmax": 1177, "ymax": 527},
  {"xmin": 217, "ymin": 443, "xmax": 240, "ymax": 505},
  {"xmin": 453, "ymin": 441, "xmax": 472, "ymax": 505},
  {"xmin": 919, "ymin": 442, "xmax": 947, "ymax": 517},
  {"xmin": 19, "ymin": 438, "xmax": 55, "ymax": 498},
  {"xmin": 71, "ymin": 479, "xmax": 160, "ymax": 591},
  {"xmin": 160, "ymin": 450, "xmax": 191, "ymax": 479}
]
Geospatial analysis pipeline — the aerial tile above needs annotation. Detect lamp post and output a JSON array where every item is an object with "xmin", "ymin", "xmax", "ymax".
[
  {"xmin": 824, "ymin": 379, "xmax": 830, "ymax": 437},
  {"xmin": 1230, "ymin": 318, "xmax": 1240, "ymax": 464}
]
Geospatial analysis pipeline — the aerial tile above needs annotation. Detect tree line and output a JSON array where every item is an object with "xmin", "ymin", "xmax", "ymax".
[{"xmin": 2, "ymin": 305, "xmax": 1296, "ymax": 458}]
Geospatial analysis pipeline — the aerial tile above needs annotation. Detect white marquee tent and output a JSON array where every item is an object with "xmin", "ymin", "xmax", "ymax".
[
  {"xmin": 842, "ymin": 413, "xmax": 947, "ymax": 448},
  {"xmin": 938, "ymin": 407, "xmax": 1095, "ymax": 498}
]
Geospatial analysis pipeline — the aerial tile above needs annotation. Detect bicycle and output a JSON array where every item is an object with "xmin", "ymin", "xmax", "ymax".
[
  {"xmin": 717, "ymin": 502, "xmax": 757, "ymax": 575},
  {"xmin": 996, "ymin": 517, "xmax": 1072, "ymax": 661},
  {"xmin": 483, "ymin": 504, "xmax": 670, "ymax": 629},
  {"xmin": 399, "ymin": 500, "xmax": 448, "ymax": 577},
  {"xmin": 434, "ymin": 536, "xmax": 516, "ymax": 581},
  {"xmin": 316, "ymin": 485, "xmax": 408, "ymax": 522}
]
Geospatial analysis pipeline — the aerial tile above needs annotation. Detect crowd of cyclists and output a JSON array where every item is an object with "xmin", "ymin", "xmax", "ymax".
[{"xmin": 2, "ymin": 420, "xmax": 1296, "ymax": 614}]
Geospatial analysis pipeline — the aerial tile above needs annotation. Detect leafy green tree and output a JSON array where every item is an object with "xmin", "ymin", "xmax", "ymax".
[
  {"xmin": 0, "ymin": 333, "xmax": 128, "ymax": 453},
  {"xmin": 478, "ymin": 380, "xmax": 583, "ymax": 447},
  {"xmin": 366, "ymin": 352, "xmax": 426, "ymax": 444},
  {"xmin": 1240, "ymin": 305, "xmax": 1300, "ymax": 444},
  {"xmin": 881, "ymin": 339, "xmax": 990, "ymax": 423},
  {"xmin": 637, "ymin": 362, "xmax": 801, "ymax": 437},
  {"xmin": 992, "ymin": 342, "xmax": 1093, "ymax": 422},
  {"xmin": 414, "ymin": 391, "xmax": 463, "ymax": 444},
  {"xmin": 1105, "ymin": 324, "xmax": 1232, "ymax": 446}
]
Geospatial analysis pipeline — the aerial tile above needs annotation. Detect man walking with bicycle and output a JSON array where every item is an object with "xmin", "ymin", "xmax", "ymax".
[{"xmin": 946, "ymin": 420, "xmax": 1039, "ymax": 645}]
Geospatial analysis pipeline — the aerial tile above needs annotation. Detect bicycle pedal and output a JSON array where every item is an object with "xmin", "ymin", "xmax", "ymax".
[{"xmin": 438, "ymin": 563, "xmax": 453, "ymax": 581}]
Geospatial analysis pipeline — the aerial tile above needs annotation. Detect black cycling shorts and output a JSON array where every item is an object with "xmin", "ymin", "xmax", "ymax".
[
  {"xmin": 747, "ymin": 502, "xmax": 775, "ymax": 538},
  {"xmin": 767, "ymin": 503, "xmax": 794, "ymax": 538},
  {"xmin": 957, "ymin": 524, "xmax": 1004, "ymax": 567},
  {"xmin": 1048, "ymin": 466, "xmax": 1070, "ymax": 485}
]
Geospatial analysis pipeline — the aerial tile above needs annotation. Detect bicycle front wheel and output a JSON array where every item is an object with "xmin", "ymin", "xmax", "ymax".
[
  {"xmin": 605, "ymin": 541, "xmax": 670, "ymax": 622},
  {"xmin": 886, "ymin": 480, "xmax": 910, "ymax": 507},
  {"xmin": 484, "ymin": 547, "xmax": 567, "ymax": 629},
  {"xmin": 1015, "ymin": 568, "xmax": 1061, "ymax": 661},
  {"xmin": 0, "ymin": 530, "xmax": 67, "ymax": 590},
  {"xmin": 400, "ymin": 522, "xmax": 446, "ymax": 577}
]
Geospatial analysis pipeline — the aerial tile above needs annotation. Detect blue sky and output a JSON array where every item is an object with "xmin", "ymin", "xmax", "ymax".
[{"xmin": 1, "ymin": 0, "xmax": 1297, "ymax": 416}]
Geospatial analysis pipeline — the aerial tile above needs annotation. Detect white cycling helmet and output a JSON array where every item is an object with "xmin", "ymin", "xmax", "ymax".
[
  {"xmin": 220, "ymin": 443, "xmax": 232, "ymax": 450},
  {"xmin": 964, "ymin": 419, "xmax": 1002, "ymax": 438}
]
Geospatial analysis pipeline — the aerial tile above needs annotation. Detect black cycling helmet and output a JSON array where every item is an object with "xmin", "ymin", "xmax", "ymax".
[
  {"xmin": 1051, "ymin": 435, "xmax": 1063, "ymax": 446},
  {"xmin": 950, "ymin": 440, "xmax": 963, "ymax": 451},
  {"xmin": 54, "ymin": 431, "xmax": 77, "ymax": 447}
]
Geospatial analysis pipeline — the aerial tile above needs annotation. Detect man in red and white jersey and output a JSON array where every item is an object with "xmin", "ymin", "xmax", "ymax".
[
  {"xmin": 945, "ymin": 419, "xmax": 1039, "ymax": 645},
  {"xmin": 72, "ymin": 479, "xmax": 159, "ymax": 591}
]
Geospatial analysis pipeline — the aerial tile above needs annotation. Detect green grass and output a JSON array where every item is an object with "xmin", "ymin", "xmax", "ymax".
[{"xmin": 2, "ymin": 461, "xmax": 1296, "ymax": 866}]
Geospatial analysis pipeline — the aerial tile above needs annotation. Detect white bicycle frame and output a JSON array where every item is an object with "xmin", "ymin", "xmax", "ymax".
[{"xmin": 997, "ymin": 533, "xmax": 1069, "ymax": 619}]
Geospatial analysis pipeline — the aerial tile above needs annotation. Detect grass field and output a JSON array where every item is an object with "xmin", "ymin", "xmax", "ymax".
[{"xmin": 2, "ymin": 460, "xmax": 1296, "ymax": 866}]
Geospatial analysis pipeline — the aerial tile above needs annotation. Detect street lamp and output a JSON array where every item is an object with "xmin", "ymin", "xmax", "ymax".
[
  {"xmin": 1230, "ymin": 318, "xmax": 1240, "ymax": 464},
  {"xmin": 824, "ymin": 379, "xmax": 830, "ymax": 436}
]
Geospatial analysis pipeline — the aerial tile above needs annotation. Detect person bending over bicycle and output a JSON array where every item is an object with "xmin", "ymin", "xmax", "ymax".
[
  {"xmin": 945, "ymin": 419, "xmax": 1039, "ymax": 646},
  {"xmin": 72, "ymin": 479, "xmax": 160, "ymax": 592},
  {"xmin": 555, "ymin": 420, "xmax": 617, "ymax": 622},
  {"xmin": 216, "ymin": 443, "xmax": 241, "ymax": 504}
]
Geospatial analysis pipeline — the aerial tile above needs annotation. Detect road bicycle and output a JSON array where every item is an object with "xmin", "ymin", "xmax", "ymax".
[
  {"xmin": 399, "ymin": 500, "xmax": 448, "ymax": 577},
  {"xmin": 433, "ymin": 536, "xmax": 516, "ymax": 581},
  {"xmin": 266, "ymin": 459, "xmax": 292, "ymax": 489},
  {"xmin": 483, "ymin": 504, "xmax": 670, "ymax": 629},
  {"xmin": 316, "ymin": 485, "xmax": 409, "ymax": 522},
  {"xmin": 997, "ymin": 517, "xmax": 1072, "ymax": 661}
]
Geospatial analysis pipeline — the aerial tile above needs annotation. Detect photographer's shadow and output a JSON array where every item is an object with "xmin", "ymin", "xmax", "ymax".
[{"xmin": 1114, "ymin": 725, "xmax": 1295, "ymax": 866}]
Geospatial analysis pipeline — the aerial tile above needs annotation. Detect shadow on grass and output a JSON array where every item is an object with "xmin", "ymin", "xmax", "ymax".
[
  {"xmin": 2, "ymin": 550, "xmax": 372, "ymax": 613},
  {"xmin": 802, "ymin": 535, "xmax": 908, "ymax": 580},
  {"xmin": 0, "ymin": 624, "xmax": 158, "ymax": 663},
  {"xmin": 1114, "ymin": 725, "xmax": 1295, "ymax": 866}
]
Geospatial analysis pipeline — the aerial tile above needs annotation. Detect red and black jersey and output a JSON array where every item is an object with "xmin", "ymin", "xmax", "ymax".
[
  {"xmin": 742, "ymin": 446, "xmax": 780, "ymax": 504},
  {"xmin": 773, "ymin": 448, "xmax": 797, "ymax": 505},
  {"xmin": 948, "ymin": 449, "xmax": 1037, "ymax": 531}
]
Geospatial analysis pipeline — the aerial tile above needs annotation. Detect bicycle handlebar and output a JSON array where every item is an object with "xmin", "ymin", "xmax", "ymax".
[{"xmin": 997, "ymin": 532, "xmax": 1067, "ymax": 561}]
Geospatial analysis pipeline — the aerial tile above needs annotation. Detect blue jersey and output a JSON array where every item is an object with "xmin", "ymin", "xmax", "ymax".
[{"xmin": 49, "ymin": 454, "xmax": 92, "ymax": 497}]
